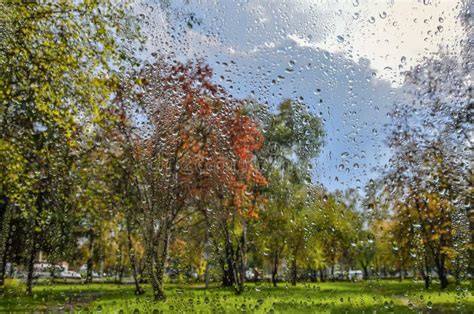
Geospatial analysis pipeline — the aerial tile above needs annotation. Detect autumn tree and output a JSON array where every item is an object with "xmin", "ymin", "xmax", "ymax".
[
  {"xmin": 127, "ymin": 61, "xmax": 265, "ymax": 299},
  {"xmin": 385, "ymin": 98, "xmax": 470, "ymax": 289}
]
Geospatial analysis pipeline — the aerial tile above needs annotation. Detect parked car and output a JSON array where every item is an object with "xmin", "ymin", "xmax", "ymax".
[
  {"xmin": 348, "ymin": 270, "xmax": 363, "ymax": 281},
  {"xmin": 59, "ymin": 270, "xmax": 82, "ymax": 279}
]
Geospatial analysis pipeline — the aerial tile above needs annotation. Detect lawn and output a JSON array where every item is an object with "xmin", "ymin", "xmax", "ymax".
[{"xmin": 0, "ymin": 279, "xmax": 472, "ymax": 313}]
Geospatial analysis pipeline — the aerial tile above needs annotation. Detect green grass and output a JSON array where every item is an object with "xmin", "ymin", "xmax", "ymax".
[{"xmin": 0, "ymin": 279, "xmax": 472, "ymax": 313}]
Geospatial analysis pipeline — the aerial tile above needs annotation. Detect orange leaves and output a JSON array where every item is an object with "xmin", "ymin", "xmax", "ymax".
[
  {"xmin": 225, "ymin": 112, "xmax": 267, "ymax": 218},
  {"xmin": 228, "ymin": 112, "xmax": 266, "ymax": 184},
  {"xmin": 197, "ymin": 98, "xmax": 212, "ymax": 116},
  {"xmin": 143, "ymin": 61, "xmax": 266, "ymax": 216}
]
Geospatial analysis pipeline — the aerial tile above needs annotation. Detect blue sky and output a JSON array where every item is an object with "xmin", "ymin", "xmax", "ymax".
[{"xmin": 135, "ymin": 0, "xmax": 466, "ymax": 192}]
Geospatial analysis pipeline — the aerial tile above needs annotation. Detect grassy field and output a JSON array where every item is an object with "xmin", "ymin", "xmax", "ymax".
[{"xmin": 0, "ymin": 279, "xmax": 472, "ymax": 313}]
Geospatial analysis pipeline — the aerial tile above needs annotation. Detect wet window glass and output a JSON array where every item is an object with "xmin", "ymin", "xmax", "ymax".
[{"xmin": 0, "ymin": 0, "xmax": 472, "ymax": 312}]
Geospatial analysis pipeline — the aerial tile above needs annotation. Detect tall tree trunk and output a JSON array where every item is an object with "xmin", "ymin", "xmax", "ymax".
[
  {"xmin": 398, "ymin": 261, "xmax": 404, "ymax": 282},
  {"xmin": 374, "ymin": 259, "xmax": 380, "ymax": 278},
  {"xmin": 271, "ymin": 254, "xmax": 279, "ymax": 287},
  {"xmin": 0, "ymin": 247, "xmax": 7, "ymax": 294},
  {"xmin": 117, "ymin": 265, "xmax": 124, "ymax": 284},
  {"xmin": 0, "ymin": 199, "xmax": 12, "ymax": 294},
  {"xmin": 290, "ymin": 258, "xmax": 297, "ymax": 286},
  {"xmin": 310, "ymin": 269, "xmax": 318, "ymax": 283},
  {"xmin": 204, "ymin": 260, "xmax": 210, "ymax": 289},
  {"xmin": 204, "ymin": 223, "xmax": 210, "ymax": 289},
  {"xmin": 437, "ymin": 267, "xmax": 449, "ymax": 290},
  {"xmin": 26, "ymin": 190, "xmax": 44, "ymax": 296},
  {"xmin": 423, "ymin": 255, "xmax": 431, "ymax": 289},
  {"xmin": 85, "ymin": 229, "xmax": 94, "ymax": 284},
  {"xmin": 26, "ymin": 234, "xmax": 37, "ymax": 296},
  {"xmin": 156, "ymin": 230, "xmax": 170, "ymax": 300},
  {"xmin": 424, "ymin": 273, "xmax": 431, "ymax": 289},
  {"xmin": 223, "ymin": 228, "xmax": 236, "ymax": 287},
  {"xmin": 219, "ymin": 254, "xmax": 233, "ymax": 287},
  {"xmin": 233, "ymin": 231, "xmax": 246, "ymax": 294},
  {"xmin": 453, "ymin": 256, "xmax": 462, "ymax": 286},
  {"xmin": 126, "ymin": 219, "xmax": 144, "ymax": 295},
  {"xmin": 145, "ymin": 242, "xmax": 159, "ymax": 298},
  {"xmin": 361, "ymin": 263, "xmax": 369, "ymax": 280},
  {"xmin": 147, "ymin": 226, "xmax": 170, "ymax": 301},
  {"xmin": 319, "ymin": 268, "xmax": 325, "ymax": 282},
  {"xmin": 435, "ymin": 255, "xmax": 449, "ymax": 290}
]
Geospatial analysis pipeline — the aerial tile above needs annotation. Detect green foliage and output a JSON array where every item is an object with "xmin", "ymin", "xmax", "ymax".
[
  {"xmin": 0, "ymin": 0, "xmax": 141, "ymax": 293},
  {"xmin": 2, "ymin": 278, "xmax": 26, "ymax": 297}
]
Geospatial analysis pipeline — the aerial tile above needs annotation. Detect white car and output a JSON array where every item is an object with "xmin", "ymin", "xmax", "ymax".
[{"xmin": 59, "ymin": 270, "xmax": 82, "ymax": 279}]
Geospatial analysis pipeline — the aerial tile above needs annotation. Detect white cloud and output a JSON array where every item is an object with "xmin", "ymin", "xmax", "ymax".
[{"xmin": 293, "ymin": 0, "xmax": 465, "ymax": 85}]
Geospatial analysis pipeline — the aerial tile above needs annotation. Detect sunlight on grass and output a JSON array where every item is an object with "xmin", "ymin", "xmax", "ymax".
[{"xmin": 1, "ymin": 280, "xmax": 471, "ymax": 313}]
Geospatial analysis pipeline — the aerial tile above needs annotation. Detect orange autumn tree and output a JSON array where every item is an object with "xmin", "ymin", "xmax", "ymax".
[
  {"xmin": 209, "ymin": 110, "xmax": 267, "ymax": 294},
  {"xmin": 131, "ymin": 61, "xmax": 265, "ymax": 300}
]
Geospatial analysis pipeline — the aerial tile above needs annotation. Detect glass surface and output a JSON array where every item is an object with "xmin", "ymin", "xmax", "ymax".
[{"xmin": 0, "ymin": 0, "xmax": 472, "ymax": 312}]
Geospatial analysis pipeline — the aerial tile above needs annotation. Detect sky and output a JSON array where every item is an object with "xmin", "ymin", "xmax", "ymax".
[{"xmin": 135, "ymin": 0, "xmax": 467, "ymax": 192}]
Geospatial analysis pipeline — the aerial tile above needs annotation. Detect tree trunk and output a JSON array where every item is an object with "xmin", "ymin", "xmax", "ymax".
[
  {"xmin": 453, "ymin": 256, "xmax": 462, "ymax": 286},
  {"xmin": 223, "ymin": 228, "xmax": 236, "ymax": 288},
  {"xmin": 147, "ymin": 227, "xmax": 170, "ymax": 301},
  {"xmin": 423, "ymin": 273, "xmax": 431, "ymax": 289},
  {"xmin": 85, "ymin": 230, "xmax": 94, "ymax": 284},
  {"xmin": 438, "ymin": 267, "xmax": 448, "ymax": 290},
  {"xmin": 253, "ymin": 268, "xmax": 259, "ymax": 283},
  {"xmin": 233, "ymin": 231, "xmax": 246, "ymax": 294},
  {"xmin": 219, "ymin": 217, "xmax": 247, "ymax": 294},
  {"xmin": 0, "ymin": 248, "xmax": 7, "ymax": 294},
  {"xmin": 126, "ymin": 219, "xmax": 144, "ymax": 295},
  {"xmin": 145, "ymin": 242, "xmax": 159, "ymax": 298},
  {"xmin": 319, "ymin": 268, "xmax": 325, "ymax": 282},
  {"xmin": 361, "ymin": 264, "xmax": 369, "ymax": 280},
  {"xmin": 374, "ymin": 259, "xmax": 380, "ymax": 278},
  {"xmin": 222, "ymin": 268, "xmax": 232, "ymax": 287},
  {"xmin": 218, "ymin": 241, "xmax": 233, "ymax": 288},
  {"xmin": 204, "ymin": 224, "xmax": 210, "ymax": 289},
  {"xmin": 0, "ymin": 199, "xmax": 12, "ymax": 294},
  {"xmin": 290, "ymin": 259, "xmax": 297, "ymax": 286},
  {"xmin": 204, "ymin": 260, "xmax": 210, "ymax": 289},
  {"xmin": 398, "ymin": 263, "xmax": 404, "ymax": 282},
  {"xmin": 422, "ymin": 265, "xmax": 431, "ymax": 289},
  {"xmin": 117, "ymin": 265, "xmax": 124, "ymax": 284},
  {"xmin": 423, "ymin": 255, "xmax": 431, "ymax": 289},
  {"xmin": 26, "ymin": 237, "xmax": 37, "ymax": 296},
  {"xmin": 271, "ymin": 254, "xmax": 279, "ymax": 287},
  {"xmin": 220, "ymin": 253, "xmax": 233, "ymax": 287},
  {"xmin": 435, "ymin": 256, "xmax": 449, "ymax": 290},
  {"xmin": 26, "ymin": 192, "xmax": 44, "ymax": 296}
]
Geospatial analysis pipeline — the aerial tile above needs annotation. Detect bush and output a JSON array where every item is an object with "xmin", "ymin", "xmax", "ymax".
[{"xmin": 3, "ymin": 278, "xmax": 26, "ymax": 296}]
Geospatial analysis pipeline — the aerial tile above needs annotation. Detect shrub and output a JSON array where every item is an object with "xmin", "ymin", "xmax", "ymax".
[{"xmin": 3, "ymin": 278, "xmax": 26, "ymax": 296}]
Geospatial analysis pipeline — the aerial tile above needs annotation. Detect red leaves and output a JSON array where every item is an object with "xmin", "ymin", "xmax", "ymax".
[
  {"xmin": 145, "ymin": 61, "xmax": 266, "ymax": 217},
  {"xmin": 228, "ymin": 112, "xmax": 267, "ymax": 186}
]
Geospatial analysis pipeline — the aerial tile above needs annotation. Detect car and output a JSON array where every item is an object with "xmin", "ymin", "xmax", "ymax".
[{"xmin": 59, "ymin": 270, "xmax": 82, "ymax": 279}]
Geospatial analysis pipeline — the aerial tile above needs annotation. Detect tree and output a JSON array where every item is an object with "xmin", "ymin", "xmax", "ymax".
[
  {"xmin": 385, "ymin": 104, "xmax": 468, "ymax": 289},
  {"xmin": 248, "ymin": 99, "xmax": 324, "ymax": 286},
  {"xmin": 0, "ymin": 1, "xmax": 139, "ymax": 294},
  {"xmin": 354, "ymin": 230, "xmax": 375, "ymax": 280},
  {"xmin": 127, "ymin": 61, "xmax": 265, "ymax": 299}
]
